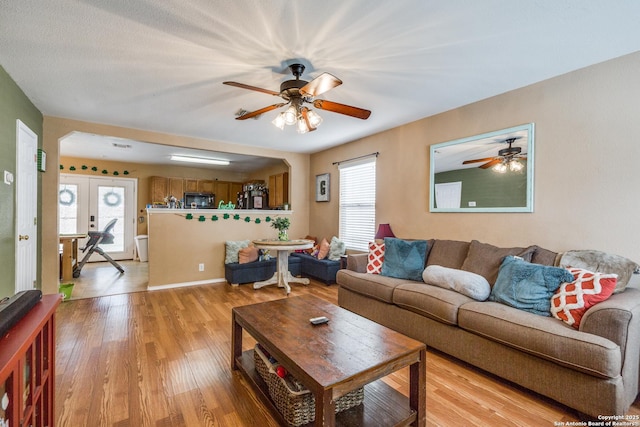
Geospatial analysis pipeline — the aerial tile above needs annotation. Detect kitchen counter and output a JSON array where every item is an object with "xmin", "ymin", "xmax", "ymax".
[{"xmin": 145, "ymin": 208, "xmax": 294, "ymax": 289}]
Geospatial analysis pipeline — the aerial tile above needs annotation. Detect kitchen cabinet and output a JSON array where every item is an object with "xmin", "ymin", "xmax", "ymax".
[
  {"xmin": 197, "ymin": 180, "xmax": 215, "ymax": 194},
  {"xmin": 169, "ymin": 177, "xmax": 184, "ymax": 199},
  {"xmin": 215, "ymin": 181, "xmax": 231, "ymax": 204},
  {"xmin": 269, "ymin": 172, "xmax": 289, "ymax": 208},
  {"xmin": 149, "ymin": 176, "xmax": 168, "ymax": 204},
  {"xmin": 230, "ymin": 182, "xmax": 243, "ymax": 203},
  {"xmin": 184, "ymin": 179, "xmax": 198, "ymax": 193}
]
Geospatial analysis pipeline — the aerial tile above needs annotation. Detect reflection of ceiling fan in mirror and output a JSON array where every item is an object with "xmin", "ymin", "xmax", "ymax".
[
  {"xmin": 462, "ymin": 137, "xmax": 527, "ymax": 173},
  {"xmin": 223, "ymin": 63, "xmax": 371, "ymax": 134}
]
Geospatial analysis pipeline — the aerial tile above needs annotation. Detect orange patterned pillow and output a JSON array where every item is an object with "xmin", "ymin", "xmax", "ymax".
[
  {"xmin": 367, "ymin": 242, "xmax": 385, "ymax": 274},
  {"xmin": 317, "ymin": 238, "xmax": 330, "ymax": 259},
  {"xmin": 550, "ymin": 267, "xmax": 617, "ymax": 329}
]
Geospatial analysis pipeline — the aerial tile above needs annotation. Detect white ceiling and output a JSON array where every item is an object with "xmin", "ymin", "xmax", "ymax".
[{"xmin": 2, "ymin": 1, "xmax": 640, "ymax": 157}]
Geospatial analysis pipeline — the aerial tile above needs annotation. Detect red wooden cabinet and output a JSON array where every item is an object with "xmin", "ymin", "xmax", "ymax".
[{"xmin": 0, "ymin": 294, "xmax": 62, "ymax": 427}]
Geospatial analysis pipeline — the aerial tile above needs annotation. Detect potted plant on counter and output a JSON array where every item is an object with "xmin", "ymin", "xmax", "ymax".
[{"xmin": 271, "ymin": 217, "xmax": 290, "ymax": 241}]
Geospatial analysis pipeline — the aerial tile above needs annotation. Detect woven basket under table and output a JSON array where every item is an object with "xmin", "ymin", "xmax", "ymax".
[{"xmin": 254, "ymin": 345, "xmax": 364, "ymax": 427}]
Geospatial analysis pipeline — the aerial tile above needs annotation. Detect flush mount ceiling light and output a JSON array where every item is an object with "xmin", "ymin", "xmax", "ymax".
[
  {"xmin": 170, "ymin": 155, "xmax": 229, "ymax": 165},
  {"xmin": 224, "ymin": 63, "xmax": 371, "ymax": 134}
]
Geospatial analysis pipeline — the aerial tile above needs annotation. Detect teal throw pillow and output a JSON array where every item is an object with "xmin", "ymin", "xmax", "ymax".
[
  {"xmin": 380, "ymin": 238, "xmax": 428, "ymax": 281},
  {"xmin": 490, "ymin": 256, "xmax": 574, "ymax": 316}
]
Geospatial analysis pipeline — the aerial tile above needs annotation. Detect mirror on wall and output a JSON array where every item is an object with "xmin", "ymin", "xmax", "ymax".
[{"xmin": 429, "ymin": 123, "xmax": 534, "ymax": 212}]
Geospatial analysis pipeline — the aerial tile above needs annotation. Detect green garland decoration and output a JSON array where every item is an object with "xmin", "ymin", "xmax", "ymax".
[
  {"xmin": 183, "ymin": 212, "xmax": 279, "ymax": 225},
  {"xmin": 60, "ymin": 164, "xmax": 131, "ymax": 176}
]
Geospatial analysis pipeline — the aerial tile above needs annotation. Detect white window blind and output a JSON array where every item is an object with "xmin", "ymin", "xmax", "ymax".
[{"xmin": 339, "ymin": 158, "xmax": 376, "ymax": 251}]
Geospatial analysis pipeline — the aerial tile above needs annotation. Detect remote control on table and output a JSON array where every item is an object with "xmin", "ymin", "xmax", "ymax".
[{"xmin": 310, "ymin": 316, "xmax": 329, "ymax": 325}]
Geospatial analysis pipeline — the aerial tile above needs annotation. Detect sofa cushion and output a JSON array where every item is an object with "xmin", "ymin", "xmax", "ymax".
[
  {"xmin": 380, "ymin": 238, "xmax": 428, "ymax": 281},
  {"xmin": 460, "ymin": 240, "xmax": 536, "ymax": 285},
  {"xmin": 225, "ymin": 240, "xmax": 251, "ymax": 264},
  {"xmin": 366, "ymin": 241, "xmax": 385, "ymax": 274},
  {"xmin": 393, "ymin": 282, "xmax": 475, "ymax": 326},
  {"xmin": 530, "ymin": 246, "xmax": 558, "ymax": 266},
  {"xmin": 550, "ymin": 267, "xmax": 618, "ymax": 329},
  {"xmin": 426, "ymin": 240, "xmax": 470, "ymax": 269},
  {"xmin": 337, "ymin": 269, "xmax": 409, "ymax": 303},
  {"xmin": 290, "ymin": 252, "xmax": 341, "ymax": 284},
  {"xmin": 459, "ymin": 301, "xmax": 621, "ymax": 378},
  {"xmin": 422, "ymin": 265, "xmax": 491, "ymax": 301},
  {"xmin": 490, "ymin": 256, "xmax": 575, "ymax": 316},
  {"xmin": 558, "ymin": 250, "xmax": 640, "ymax": 293}
]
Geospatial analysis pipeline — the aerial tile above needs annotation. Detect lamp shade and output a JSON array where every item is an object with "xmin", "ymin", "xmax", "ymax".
[{"xmin": 375, "ymin": 223, "xmax": 395, "ymax": 240}]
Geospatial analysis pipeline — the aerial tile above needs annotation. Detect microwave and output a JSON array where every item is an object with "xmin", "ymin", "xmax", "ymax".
[{"xmin": 184, "ymin": 192, "xmax": 215, "ymax": 209}]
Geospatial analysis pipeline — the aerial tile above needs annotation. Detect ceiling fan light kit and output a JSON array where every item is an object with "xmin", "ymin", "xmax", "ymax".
[
  {"xmin": 462, "ymin": 137, "xmax": 527, "ymax": 173},
  {"xmin": 224, "ymin": 63, "xmax": 370, "ymax": 134}
]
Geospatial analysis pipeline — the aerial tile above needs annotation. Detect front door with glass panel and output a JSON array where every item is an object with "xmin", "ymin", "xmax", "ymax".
[{"xmin": 59, "ymin": 174, "xmax": 136, "ymax": 261}]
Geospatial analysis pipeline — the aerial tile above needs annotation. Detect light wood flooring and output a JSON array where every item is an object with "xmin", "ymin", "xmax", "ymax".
[
  {"xmin": 55, "ymin": 271, "xmax": 640, "ymax": 426},
  {"xmin": 65, "ymin": 260, "xmax": 148, "ymax": 300}
]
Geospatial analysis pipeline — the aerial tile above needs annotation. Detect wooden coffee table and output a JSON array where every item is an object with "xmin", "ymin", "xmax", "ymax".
[{"xmin": 232, "ymin": 295, "xmax": 426, "ymax": 426}]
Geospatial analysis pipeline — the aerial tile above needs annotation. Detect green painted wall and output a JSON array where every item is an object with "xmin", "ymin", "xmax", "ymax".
[
  {"xmin": 435, "ymin": 166, "xmax": 527, "ymax": 208},
  {"xmin": 0, "ymin": 65, "xmax": 43, "ymax": 298}
]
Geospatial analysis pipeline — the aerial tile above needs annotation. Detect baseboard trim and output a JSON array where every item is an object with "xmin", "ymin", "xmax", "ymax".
[{"xmin": 148, "ymin": 278, "xmax": 227, "ymax": 291}]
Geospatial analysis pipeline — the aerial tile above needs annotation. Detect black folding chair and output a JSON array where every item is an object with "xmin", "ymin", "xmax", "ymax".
[{"xmin": 73, "ymin": 218, "xmax": 125, "ymax": 277}]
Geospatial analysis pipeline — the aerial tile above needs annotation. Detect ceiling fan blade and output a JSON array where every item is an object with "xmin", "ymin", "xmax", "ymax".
[
  {"xmin": 479, "ymin": 158, "xmax": 502, "ymax": 169},
  {"xmin": 300, "ymin": 107, "xmax": 317, "ymax": 132},
  {"xmin": 236, "ymin": 103, "xmax": 286, "ymax": 120},
  {"xmin": 300, "ymin": 73, "xmax": 342, "ymax": 97},
  {"xmin": 223, "ymin": 81, "xmax": 281, "ymax": 96},
  {"xmin": 462, "ymin": 157, "xmax": 496, "ymax": 165},
  {"xmin": 313, "ymin": 99, "xmax": 371, "ymax": 120}
]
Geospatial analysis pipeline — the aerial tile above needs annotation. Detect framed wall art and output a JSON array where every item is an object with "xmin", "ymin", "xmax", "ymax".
[{"xmin": 315, "ymin": 173, "xmax": 330, "ymax": 202}]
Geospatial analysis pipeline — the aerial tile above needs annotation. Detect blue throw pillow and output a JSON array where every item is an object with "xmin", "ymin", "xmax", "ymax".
[
  {"xmin": 490, "ymin": 256, "xmax": 574, "ymax": 316},
  {"xmin": 380, "ymin": 238, "xmax": 428, "ymax": 281}
]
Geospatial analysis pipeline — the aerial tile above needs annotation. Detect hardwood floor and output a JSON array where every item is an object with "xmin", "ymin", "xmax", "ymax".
[
  {"xmin": 66, "ymin": 260, "xmax": 148, "ymax": 300},
  {"xmin": 55, "ymin": 274, "xmax": 640, "ymax": 426}
]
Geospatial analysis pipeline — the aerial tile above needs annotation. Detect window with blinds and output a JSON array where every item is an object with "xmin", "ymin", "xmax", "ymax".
[{"xmin": 338, "ymin": 157, "xmax": 376, "ymax": 251}]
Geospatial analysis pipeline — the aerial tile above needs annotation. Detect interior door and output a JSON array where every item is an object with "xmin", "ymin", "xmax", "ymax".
[
  {"xmin": 15, "ymin": 120, "xmax": 38, "ymax": 292},
  {"xmin": 59, "ymin": 174, "xmax": 136, "ymax": 261}
]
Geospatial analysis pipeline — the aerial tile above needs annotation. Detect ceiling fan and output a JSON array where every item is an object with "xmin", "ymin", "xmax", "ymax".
[
  {"xmin": 223, "ymin": 63, "xmax": 371, "ymax": 133},
  {"xmin": 462, "ymin": 137, "xmax": 527, "ymax": 172}
]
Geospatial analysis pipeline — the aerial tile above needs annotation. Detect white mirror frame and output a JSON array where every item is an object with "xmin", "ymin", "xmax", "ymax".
[{"xmin": 429, "ymin": 123, "xmax": 535, "ymax": 213}]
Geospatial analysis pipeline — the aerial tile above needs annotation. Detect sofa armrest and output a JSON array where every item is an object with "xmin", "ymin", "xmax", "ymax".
[
  {"xmin": 580, "ymin": 288, "xmax": 640, "ymax": 354},
  {"xmin": 346, "ymin": 253, "xmax": 368, "ymax": 273}
]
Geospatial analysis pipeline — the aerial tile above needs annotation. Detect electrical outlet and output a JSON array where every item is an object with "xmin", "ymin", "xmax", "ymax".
[{"xmin": 198, "ymin": 263, "xmax": 204, "ymax": 272}]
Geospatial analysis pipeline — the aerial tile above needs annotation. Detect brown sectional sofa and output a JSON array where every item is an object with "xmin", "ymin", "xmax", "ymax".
[{"xmin": 337, "ymin": 239, "xmax": 640, "ymax": 418}]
